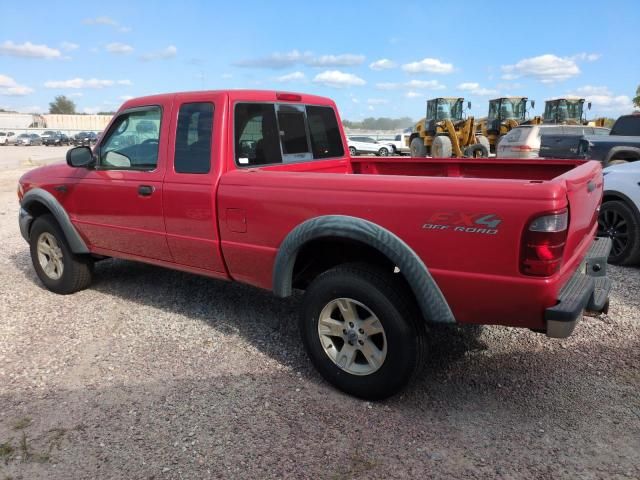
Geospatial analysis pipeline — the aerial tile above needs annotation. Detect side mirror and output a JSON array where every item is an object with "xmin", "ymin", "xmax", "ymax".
[
  {"xmin": 467, "ymin": 101, "xmax": 472, "ymax": 110},
  {"xmin": 531, "ymin": 100, "xmax": 536, "ymax": 109},
  {"xmin": 66, "ymin": 146, "xmax": 94, "ymax": 168},
  {"xmin": 588, "ymin": 102, "xmax": 592, "ymax": 110}
]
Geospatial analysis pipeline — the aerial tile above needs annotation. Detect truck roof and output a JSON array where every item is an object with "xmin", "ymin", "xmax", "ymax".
[{"xmin": 119, "ymin": 89, "xmax": 337, "ymax": 111}]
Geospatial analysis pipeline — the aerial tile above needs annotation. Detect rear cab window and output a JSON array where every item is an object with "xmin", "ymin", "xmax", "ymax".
[
  {"xmin": 234, "ymin": 102, "xmax": 343, "ymax": 166},
  {"xmin": 174, "ymin": 102, "xmax": 214, "ymax": 174},
  {"xmin": 611, "ymin": 116, "xmax": 640, "ymax": 136}
]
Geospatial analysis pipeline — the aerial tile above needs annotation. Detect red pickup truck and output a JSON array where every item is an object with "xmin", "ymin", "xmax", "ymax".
[{"xmin": 17, "ymin": 90, "xmax": 612, "ymax": 399}]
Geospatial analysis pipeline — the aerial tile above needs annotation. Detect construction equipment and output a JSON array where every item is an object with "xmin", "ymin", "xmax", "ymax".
[
  {"xmin": 408, "ymin": 97, "xmax": 488, "ymax": 158},
  {"xmin": 543, "ymin": 98, "xmax": 607, "ymax": 127},
  {"xmin": 476, "ymin": 97, "xmax": 540, "ymax": 154}
]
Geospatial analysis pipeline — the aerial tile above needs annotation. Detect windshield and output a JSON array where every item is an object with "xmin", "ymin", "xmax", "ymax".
[
  {"xmin": 488, "ymin": 99, "xmax": 526, "ymax": 121},
  {"xmin": 544, "ymin": 100, "xmax": 583, "ymax": 122},
  {"xmin": 429, "ymin": 99, "xmax": 462, "ymax": 121}
]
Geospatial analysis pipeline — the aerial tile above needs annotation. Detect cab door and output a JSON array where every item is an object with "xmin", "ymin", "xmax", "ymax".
[
  {"xmin": 68, "ymin": 100, "xmax": 173, "ymax": 261},
  {"xmin": 162, "ymin": 93, "xmax": 227, "ymax": 273}
]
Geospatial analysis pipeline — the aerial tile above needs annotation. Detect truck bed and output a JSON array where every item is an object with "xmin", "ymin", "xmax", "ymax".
[{"xmin": 261, "ymin": 156, "xmax": 587, "ymax": 182}]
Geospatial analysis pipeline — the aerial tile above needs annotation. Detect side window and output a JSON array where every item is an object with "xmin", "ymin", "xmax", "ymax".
[
  {"xmin": 174, "ymin": 102, "xmax": 214, "ymax": 174},
  {"xmin": 101, "ymin": 106, "xmax": 161, "ymax": 170},
  {"xmin": 235, "ymin": 103, "xmax": 282, "ymax": 166},
  {"xmin": 307, "ymin": 106, "xmax": 344, "ymax": 159},
  {"xmin": 276, "ymin": 105, "xmax": 311, "ymax": 160}
]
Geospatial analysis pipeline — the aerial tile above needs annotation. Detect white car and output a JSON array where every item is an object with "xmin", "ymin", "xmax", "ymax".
[
  {"xmin": 0, "ymin": 131, "xmax": 16, "ymax": 145},
  {"xmin": 599, "ymin": 161, "xmax": 640, "ymax": 265},
  {"xmin": 347, "ymin": 136, "xmax": 395, "ymax": 156}
]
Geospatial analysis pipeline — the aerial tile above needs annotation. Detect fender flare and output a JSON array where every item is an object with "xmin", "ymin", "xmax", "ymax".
[
  {"xmin": 272, "ymin": 215, "xmax": 456, "ymax": 324},
  {"xmin": 603, "ymin": 189, "xmax": 640, "ymax": 221},
  {"xmin": 20, "ymin": 188, "xmax": 89, "ymax": 254},
  {"xmin": 604, "ymin": 146, "xmax": 640, "ymax": 165}
]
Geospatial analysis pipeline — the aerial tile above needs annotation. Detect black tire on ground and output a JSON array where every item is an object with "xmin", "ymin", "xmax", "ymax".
[
  {"xmin": 410, "ymin": 137, "xmax": 427, "ymax": 157},
  {"xmin": 597, "ymin": 200, "xmax": 640, "ymax": 265},
  {"xmin": 349, "ymin": 146, "xmax": 357, "ymax": 156},
  {"xmin": 299, "ymin": 263, "xmax": 425, "ymax": 400},
  {"xmin": 463, "ymin": 143, "xmax": 490, "ymax": 158},
  {"xmin": 432, "ymin": 135, "xmax": 453, "ymax": 158},
  {"xmin": 377, "ymin": 147, "xmax": 389, "ymax": 156},
  {"xmin": 29, "ymin": 214, "xmax": 94, "ymax": 294}
]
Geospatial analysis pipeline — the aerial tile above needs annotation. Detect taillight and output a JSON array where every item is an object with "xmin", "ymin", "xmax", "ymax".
[
  {"xmin": 511, "ymin": 145, "xmax": 533, "ymax": 151},
  {"xmin": 276, "ymin": 92, "xmax": 302, "ymax": 102},
  {"xmin": 520, "ymin": 209, "xmax": 569, "ymax": 276}
]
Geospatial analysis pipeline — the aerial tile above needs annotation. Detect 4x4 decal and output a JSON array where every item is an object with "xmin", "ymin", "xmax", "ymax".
[{"xmin": 422, "ymin": 212, "xmax": 502, "ymax": 235}]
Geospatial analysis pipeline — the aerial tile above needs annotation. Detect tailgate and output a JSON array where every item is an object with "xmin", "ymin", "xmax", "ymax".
[
  {"xmin": 560, "ymin": 160, "xmax": 603, "ymax": 263},
  {"xmin": 540, "ymin": 134, "xmax": 585, "ymax": 159}
]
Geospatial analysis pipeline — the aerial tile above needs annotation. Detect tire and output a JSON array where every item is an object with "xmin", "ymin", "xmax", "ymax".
[
  {"xmin": 477, "ymin": 135, "xmax": 490, "ymax": 155},
  {"xmin": 29, "ymin": 214, "xmax": 94, "ymax": 294},
  {"xmin": 299, "ymin": 263, "xmax": 425, "ymax": 400},
  {"xmin": 349, "ymin": 146, "xmax": 357, "ymax": 156},
  {"xmin": 597, "ymin": 201, "xmax": 640, "ymax": 265},
  {"xmin": 432, "ymin": 135, "xmax": 453, "ymax": 158},
  {"xmin": 463, "ymin": 142, "xmax": 489, "ymax": 158},
  {"xmin": 377, "ymin": 147, "xmax": 389, "ymax": 156},
  {"xmin": 410, "ymin": 137, "xmax": 427, "ymax": 157}
]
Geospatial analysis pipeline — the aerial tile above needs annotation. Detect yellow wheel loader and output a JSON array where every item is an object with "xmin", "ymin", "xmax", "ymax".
[
  {"xmin": 407, "ymin": 97, "xmax": 489, "ymax": 158},
  {"xmin": 476, "ymin": 97, "xmax": 541, "ymax": 154}
]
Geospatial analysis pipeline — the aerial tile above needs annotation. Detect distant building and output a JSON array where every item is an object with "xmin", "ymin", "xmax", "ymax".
[{"xmin": 0, "ymin": 113, "xmax": 112, "ymax": 131}]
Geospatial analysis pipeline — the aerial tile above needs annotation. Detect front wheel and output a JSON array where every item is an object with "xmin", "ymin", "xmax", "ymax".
[
  {"xmin": 377, "ymin": 147, "xmax": 389, "ymax": 156},
  {"xmin": 29, "ymin": 215, "xmax": 94, "ymax": 294},
  {"xmin": 349, "ymin": 146, "xmax": 357, "ymax": 156},
  {"xmin": 299, "ymin": 264, "xmax": 425, "ymax": 400}
]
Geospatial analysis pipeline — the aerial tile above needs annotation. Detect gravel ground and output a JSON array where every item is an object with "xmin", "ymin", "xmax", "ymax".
[{"xmin": 0, "ymin": 157, "xmax": 639, "ymax": 479}]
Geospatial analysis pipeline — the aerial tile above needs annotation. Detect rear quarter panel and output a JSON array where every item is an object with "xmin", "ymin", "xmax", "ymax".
[{"xmin": 217, "ymin": 168, "xmax": 575, "ymax": 329}]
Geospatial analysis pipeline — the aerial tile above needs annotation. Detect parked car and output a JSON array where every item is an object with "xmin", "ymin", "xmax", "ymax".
[
  {"xmin": 73, "ymin": 131, "xmax": 98, "ymax": 146},
  {"xmin": 17, "ymin": 90, "xmax": 611, "ymax": 400},
  {"xmin": 42, "ymin": 131, "xmax": 70, "ymax": 146},
  {"xmin": 15, "ymin": 133, "xmax": 43, "ymax": 146},
  {"xmin": 598, "ymin": 161, "xmax": 640, "ymax": 265},
  {"xmin": 375, "ymin": 132, "xmax": 411, "ymax": 155},
  {"xmin": 497, "ymin": 124, "xmax": 609, "ymax": 158},
  {"xmin": 347, "ymin": 136, "xmax": 395, "ymax": 156},
  {"xmin": 0, "ymin": 131, "xmax": 16, "ymax": 145}
]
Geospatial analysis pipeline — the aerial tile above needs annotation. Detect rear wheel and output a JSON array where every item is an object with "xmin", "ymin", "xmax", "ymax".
[
  {"xmin": 377, "ymin": 147, "xmax": 389, "ymax": 156},
  {"xmin": 29, "ymin": 215, "xmax": 94, "ymax": 294},
  {"xmin": 349, "ymin": 146, "xmax": 357, "ymax": 156},
  {"xmin": 432, "ymin": 135, "xmax": 453, "ymax": 158},
  {"xmin": 597, "ymin": 201, "xmax": 640, "ymax": 265},
  {"xmin": 464, "ymin": 136, "xmax": 490, "ymax": 158},
  {"xmin": 410, "ymin": 137, "xmax": 427, "ymax": 157},
  {"xmin": 300, "ymin": 264, "xmax": 425, "ymax": 400}
]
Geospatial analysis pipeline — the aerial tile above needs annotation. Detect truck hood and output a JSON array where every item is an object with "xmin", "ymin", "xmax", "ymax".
[{"xmin": 19, "ymin": 161, "xmax": 76, "ymax": 185}]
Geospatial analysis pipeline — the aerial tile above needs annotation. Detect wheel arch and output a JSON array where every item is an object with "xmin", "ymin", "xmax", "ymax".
[
  {"xmin": 604, "ymin": 146, "xmax": 640, "ymax": 165},
  {"xmin": 602, "ymin": 189, "xmax": 640, "ymax": 221},
  {"xmin": 272, "ymin": 215, "xmax": 455, "ymax": 325},
  {"xmin": 20, "ymin": 188, "xmax": 89, "ymax": 254}
]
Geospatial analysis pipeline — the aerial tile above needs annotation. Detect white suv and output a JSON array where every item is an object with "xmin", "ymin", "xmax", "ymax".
[
  {"xmin": 0, "ymin": 131, "xmax": 16, "ymax": 145},
  {"xmin": 347, "ymin": 136, "xmax": 395, "ymax": 156}
]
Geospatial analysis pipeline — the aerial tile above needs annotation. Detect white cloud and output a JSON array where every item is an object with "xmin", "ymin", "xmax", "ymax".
[
  {"xmin": 61, "ymin": 41, "xmax": 79, "ymax": 51},
  {"xmin": 375, "ymin": 80, "xmax": 445, "ymax": 90},
  {"xmin": 68, "ymin": 92, "xmax": 84, "ymax": 97},
  {"xmin": 274, "ymin": 71, "xmax": 306, "ymax": 82},
  {"xmin": 0, "ymin": 41, "xmax": 61, "ymax": 59},
  {"xmin": 106, "ymin": 42, "xmax": 133, "ymax": 54},
  {"xmin": 307, "ymin": 54, "xmax": 364, "ymax": 67},
  {"xmin": 571, "ymin": 52, "xmax": 601, "ymax": 62},
  {"xmin": 457, "ymin": 82, "xmax": 498, "ymax": 96},
  {"xmin": 369, "ymin": 58, "xmax": 396, "ymax": 70},
  {"xmin": 312, "ymin": 70, "xmax": 365, "ymax": 88},
  {"xmin": 44, "ymin": 78, "xmax": 131, "ymax": 89},
  {"xmin": 0, "ymin": 74, "xmax": 33, "ymax": 96},
  {"xmin": 566, "ymin": 85, "xmax": 634, "ymax": 114},
  {"xmin": 402, "ymin": 57, "xmax": 453, "ymax": 74},
  {"xmin": 405, "ymin": 91, "xmax": 422, "ymax": 98},
  {"xmin": 83, "ymin": 16, "xmax": 131, "ymax": 33},
  {"xmin": 140, "ymin": 45, "xmax": 177, "ymax": 61},
  {"xmin": 367, "ymin": 98, "xmax": 389, "ymax": 105},
  {"xmin": 501, "ymin": 54, "xmax": 583, "ymax": 83},
  {"xmin": 235, "ymin": 50, "xmax": 364, "ymax": 69}
]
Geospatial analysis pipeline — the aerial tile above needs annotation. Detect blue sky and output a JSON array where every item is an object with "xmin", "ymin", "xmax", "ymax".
[{"xmin": 1, "ymin": 0, "xmax": 638, "ymax": 120}]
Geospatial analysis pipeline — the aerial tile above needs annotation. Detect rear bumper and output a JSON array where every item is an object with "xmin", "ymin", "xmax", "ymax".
[{"xmin": 545, "ymin": 236, "xmax": 612, "ymax": 338}]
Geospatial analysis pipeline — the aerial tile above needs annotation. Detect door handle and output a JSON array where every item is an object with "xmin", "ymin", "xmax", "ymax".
[{"xmin": 138, "ymin": 185, "xmax": 154, "ymax": 196}]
